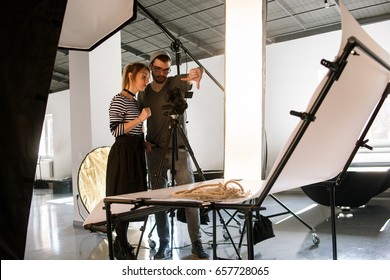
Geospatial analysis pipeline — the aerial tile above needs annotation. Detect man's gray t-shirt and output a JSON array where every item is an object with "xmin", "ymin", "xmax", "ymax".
[{"xmin": 138, "ymin": 75, "xmax": 191, "ymax": 149}]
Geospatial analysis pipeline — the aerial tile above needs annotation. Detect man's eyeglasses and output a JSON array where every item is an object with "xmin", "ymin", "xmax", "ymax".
[{"xmin": 151, "ymin": 64, "xmax": 171, "ymax": 74}]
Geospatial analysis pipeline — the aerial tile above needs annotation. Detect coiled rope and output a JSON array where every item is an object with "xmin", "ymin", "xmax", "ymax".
[{"xmin": 171, "ymin": 180, "xmax": 249, "ymax": 200}]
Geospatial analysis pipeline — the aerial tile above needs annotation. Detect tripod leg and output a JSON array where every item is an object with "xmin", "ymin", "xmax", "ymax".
[
  {"xmin": 170, "ymin": 125, "xmax": 177, "ymax": 186},
  {"xmin": 176, "ymin": 124, "xmax": 206, "ymax": 181},
  {"xmin": 152, "ymin": 125, "xmax": 174, "ymax": 189}
]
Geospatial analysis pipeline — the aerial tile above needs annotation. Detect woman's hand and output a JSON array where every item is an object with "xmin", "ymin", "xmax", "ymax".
[
  {"xmin": 144, "ymin": 141, "xmax": 154, "ymax": 152},
  {"xmin": 139, "ymin": 107, "xmax": 151, "ymax": 122}
]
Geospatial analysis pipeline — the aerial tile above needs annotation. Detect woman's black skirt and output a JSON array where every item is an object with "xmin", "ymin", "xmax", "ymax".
[{"xmin": 106, "ymin": 134, "xmax": 147, "ymax": 196}]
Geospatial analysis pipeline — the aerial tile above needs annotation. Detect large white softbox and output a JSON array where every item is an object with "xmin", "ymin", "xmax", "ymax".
[{"xmin": 58, "ymin": 0, "xmax": 136, "ymax": 50}]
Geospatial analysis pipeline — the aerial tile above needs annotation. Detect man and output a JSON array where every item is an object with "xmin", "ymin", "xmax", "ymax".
[{"xmin": 138, "ymin": 50, "xmax": 209, "ymax": 259}]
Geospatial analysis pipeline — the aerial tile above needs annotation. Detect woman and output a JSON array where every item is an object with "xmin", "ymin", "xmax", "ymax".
[{"xmin": 106, "ymin": 63, "xmax": 151, "ymax": 260}]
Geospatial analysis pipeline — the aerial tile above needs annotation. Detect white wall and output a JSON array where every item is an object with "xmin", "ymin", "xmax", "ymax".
[
  {"xmin": 265, "ymin": 31, "xmax": 340, "ymax": 174},
  {"xmin": 45, "ymin": 90, "xmax": 72, "ymax": 178},
  {"xmin": 265, "ymin": 19, "xmax": 390, "ymax": 176},
  {"xmin": 177, "ymin": 55, "xmax": 225, "ymax": 171},
  {"xmin": 46, "ymin": 19, "xmax": 390, "ymax": 194},
  {"xmin": 89, "ymin": 39, "xmax": 122, "ymax": 149}
]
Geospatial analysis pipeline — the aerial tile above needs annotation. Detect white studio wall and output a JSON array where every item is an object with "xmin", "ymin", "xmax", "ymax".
[
  {"xmin": 264, "ymin": 19, "xmax": 390, "ymax": 176},
  {"xmin": 172, "ymin": 55, "xmax": 225, "ymax": 172},
  {"xmin": 265, "ymin": 31, "xmax": 340, "ymax": 175}
]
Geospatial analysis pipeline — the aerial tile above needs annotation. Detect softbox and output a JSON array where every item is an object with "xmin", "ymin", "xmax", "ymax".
[{"xmin": 58, "ymin": 0, "xmax": 137, "ymax": 51}]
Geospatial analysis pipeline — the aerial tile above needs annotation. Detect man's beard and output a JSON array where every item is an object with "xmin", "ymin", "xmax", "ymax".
[{"xmin": 152, "ymin": 72, "xmax": 167, "ymax": 84}]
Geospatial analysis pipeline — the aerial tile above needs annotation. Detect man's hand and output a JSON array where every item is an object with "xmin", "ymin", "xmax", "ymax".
[{"xmin": 181, "ymin": 67, "xmax": 203, "ymax": 89}]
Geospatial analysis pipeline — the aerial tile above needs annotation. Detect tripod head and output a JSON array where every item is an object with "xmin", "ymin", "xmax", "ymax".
[{"xmin": 165, "ymin": 87, "xmax": 191, "ymax": 115}]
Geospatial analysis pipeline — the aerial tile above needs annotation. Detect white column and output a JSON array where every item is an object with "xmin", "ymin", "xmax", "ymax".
[
  {"xmin": 224, "ymin": 0, "xmax": 266, "ymax": 180},
  {"xmin": 69, "ymin": 32, "xmax": 122, "ymax": 224}
]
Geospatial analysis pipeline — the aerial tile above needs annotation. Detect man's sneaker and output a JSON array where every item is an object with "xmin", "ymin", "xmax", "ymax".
[
  {"xmin": 154, "ymin": 242, "xmax": 170, "ymax": 259},
  {"xmin": 191, "ymin": 240, "xmax": 210, "ymax": 259}
]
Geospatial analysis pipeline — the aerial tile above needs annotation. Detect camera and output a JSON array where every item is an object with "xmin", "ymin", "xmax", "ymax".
[{"xmin": 166, "ymin": 87, "xmax": 192, "ymax": 115}]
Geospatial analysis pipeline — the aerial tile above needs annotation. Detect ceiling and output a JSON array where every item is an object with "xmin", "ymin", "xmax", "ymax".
[{"xmin": 50, "ymin": 0, "xmax": 390, "ymax": 93}]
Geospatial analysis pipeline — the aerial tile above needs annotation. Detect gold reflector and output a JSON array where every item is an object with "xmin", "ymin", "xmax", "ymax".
[{"xmin": 77, "ymin": 146, "xmax": 111, "ymax": 213}]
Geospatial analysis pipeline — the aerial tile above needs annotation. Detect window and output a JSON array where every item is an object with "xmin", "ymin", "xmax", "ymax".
[
  {"xmin": 366, "ymin": 97, "xmax": 390, "ymax": 148},
  {"xmin": 38, "ymin": 114, "xmax": 54, "ymax": 158},
  {"xmin": 352, "ymin": 97, "xmax": 390, "ymax": 167}
]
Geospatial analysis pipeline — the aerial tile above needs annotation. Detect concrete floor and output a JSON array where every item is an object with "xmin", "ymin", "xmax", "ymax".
[{"xmin": 24, "ymin": 188, "xmax": 390, "ymax": 261}]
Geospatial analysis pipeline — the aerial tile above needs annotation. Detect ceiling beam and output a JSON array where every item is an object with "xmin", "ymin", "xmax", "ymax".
[
  {"xmin": 269, "ymin": 12, "xmax": 390, "ymax": 44},
  {"xmin": 137, "ymin": 4, "xmax": 219, "ymax": 56},
  {"xmin": 121, "ymin": 44, "xmax": 149, "ymax": 61},
  {"xmin": 51, "ymin": 72, "xmax": 69, "ymax": 84}
]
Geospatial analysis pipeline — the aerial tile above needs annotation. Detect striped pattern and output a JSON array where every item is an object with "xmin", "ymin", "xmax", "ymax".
[{"xmin": 109, "ymin": 93, "xmax": 143, "ymax": 137}]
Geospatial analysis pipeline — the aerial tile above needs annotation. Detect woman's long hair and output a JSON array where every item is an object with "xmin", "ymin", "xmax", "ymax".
[{"xmin": 122, "ymin": 62, "xmax": 149, "ymax": 89}]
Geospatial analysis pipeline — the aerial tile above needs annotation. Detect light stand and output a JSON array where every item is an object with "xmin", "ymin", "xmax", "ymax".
[
  {"xmin": 137, "ymin": 2, "xmax": 224, "ymax": 92},
  {"xmin": 170, "ymin": 39, "xmax": 182, "ymax": 75}
]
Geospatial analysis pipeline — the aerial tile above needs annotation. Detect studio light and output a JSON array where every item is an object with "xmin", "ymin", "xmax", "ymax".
[{"xmin": 58, "ymin": 0, "xmax": 136, "ymax": 51}]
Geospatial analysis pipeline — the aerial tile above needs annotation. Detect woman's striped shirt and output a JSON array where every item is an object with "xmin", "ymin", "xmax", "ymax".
[{"xmin": 109, "ymin": 93, "xmax": 143, "ymax": 137}]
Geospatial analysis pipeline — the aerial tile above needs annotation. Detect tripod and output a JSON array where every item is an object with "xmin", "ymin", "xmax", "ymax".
[
  {"xmin": 145, "ymin": 15, "xmax": 206, "ymax": 257},
  {"xmin": 152, "ymin": 113, "xmax": 206, "ymax": 187},
  {"xmin": 150, "ymin": 112, "xmax": 206, "ymax": 258}
]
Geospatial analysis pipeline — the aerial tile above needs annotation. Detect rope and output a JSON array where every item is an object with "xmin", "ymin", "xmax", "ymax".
[{"xmin": 171, "ymin": 180, "xmax": 249, "ymax": 200}]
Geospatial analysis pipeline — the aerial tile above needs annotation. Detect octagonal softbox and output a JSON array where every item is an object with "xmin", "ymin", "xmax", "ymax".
[{"xmin": 58, "ymin": 0, "xmax": 137, "ymax": 51}]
